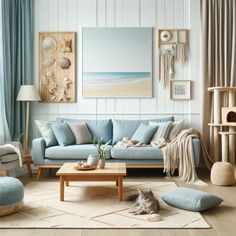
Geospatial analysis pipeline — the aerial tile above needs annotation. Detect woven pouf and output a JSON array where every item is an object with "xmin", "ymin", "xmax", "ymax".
[
  {"xmin": 211, "ymin": 162, "xmax": 235, "ymax": 186},
  {"xmin": 0, "ymin": 177, "xmax": 24, "ymax": 216}
]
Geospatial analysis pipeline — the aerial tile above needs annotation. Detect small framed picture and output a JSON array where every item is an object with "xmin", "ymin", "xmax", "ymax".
[{"xmin": 170, "ymin": 80, "xmax": 191, "ymax": 100}]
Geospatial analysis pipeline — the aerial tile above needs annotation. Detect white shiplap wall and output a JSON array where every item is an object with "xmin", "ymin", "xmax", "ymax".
[{"xmin": 32, "ymin": 0, "xmax": 201, "ymax": 138}]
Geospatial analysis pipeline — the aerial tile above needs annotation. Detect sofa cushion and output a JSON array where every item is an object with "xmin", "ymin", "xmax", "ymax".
[
  {"xmin": 111, "ymin": 145, "xmax": 163, "ymax": 160},
  {"xmin": 52, "ymin": 122, "xmax": 75, "ymax": 146},
  {"xmin": 35, "ymin": 120, "xmax": 58, "ymax": 147},
  {"xmin": 45, "ymin": 144, "xmax": 112, "ymax": 160},
  {"xmin": 149, "ymin": 121, "xmax": 173, "ymax": 140},
  {"xmin": 111, "ymin": 138, "xmax": 201, "ymax": 164},
  {"xmin": 57, "ymin": 118, "xmax": 112, "ymax": 143},
  {"xmin": 87, "ymin": 120, "xmax": 112, "ymax": 143},
  {"xmin": 68, "ymin": 123, "xmax": 92, "ymax": 144},
  {"xmin": 131, "ymin": 123, "xmax": 157, "ymax": 144},
  {"xmin": 112, "ymin": 120, "xmax": 141, "ymax": 145},
  {"xmin": 112, "ymin": 116, "xmax": 174, "ymax": 144},
  {"xmin": 167, "ymin": 119, "xmax": 185, "ymax": 141},
  {"xmin": 0, "ymin": 154, "xmax": 19, "ymax": 163}
]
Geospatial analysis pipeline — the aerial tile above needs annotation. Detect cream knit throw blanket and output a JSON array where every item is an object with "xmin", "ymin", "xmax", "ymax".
[{"xmin": 162, "ymin": 128, "xmax": 214, "ymax": 185}]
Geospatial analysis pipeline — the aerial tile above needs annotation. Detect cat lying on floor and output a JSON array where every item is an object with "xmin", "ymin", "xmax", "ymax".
[{"xmin": 127, "ymin": 189, "xmax": 162, "ymax": 221}]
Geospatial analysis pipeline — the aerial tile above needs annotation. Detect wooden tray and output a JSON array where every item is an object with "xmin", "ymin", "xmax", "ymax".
[{"xmin": 74, "ymin": 164, "xmax": 97, "ymax": 171}]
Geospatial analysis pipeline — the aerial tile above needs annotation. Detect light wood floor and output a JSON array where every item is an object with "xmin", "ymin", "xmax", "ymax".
[{"xmin": 1, "ymin": 168, "xmax": 236, "ymax": 236}]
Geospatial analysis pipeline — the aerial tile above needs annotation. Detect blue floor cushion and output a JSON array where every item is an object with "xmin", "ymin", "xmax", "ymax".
[
  {"xmin": 161, "ymin": 187, "xmax": 223, "ymax": 212},
  {"xmin": 0, "ymin": 177, "xmax": 24, "ymax": 216}
]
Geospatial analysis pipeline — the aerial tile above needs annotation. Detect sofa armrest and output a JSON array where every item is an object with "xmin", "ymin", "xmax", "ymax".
[
  {"xmin": 32, "ymin": 138, "xmax": 46, "ymax": 165},
  {"xmin": 192, "ymin": 138, "xmax": 201, "ymax": 167}
]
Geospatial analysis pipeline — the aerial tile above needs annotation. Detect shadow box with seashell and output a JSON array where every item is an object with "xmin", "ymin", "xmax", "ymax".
[{"xmin": 39, "ymin": 32, "xmax": 76, "ymax": 103}]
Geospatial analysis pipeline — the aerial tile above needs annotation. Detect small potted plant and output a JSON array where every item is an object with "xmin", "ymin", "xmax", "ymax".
[{"xmin": 93, "ymin": 137, "xmax": 110, "ymax": 169}]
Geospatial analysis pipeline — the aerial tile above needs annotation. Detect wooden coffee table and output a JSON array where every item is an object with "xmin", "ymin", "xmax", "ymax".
[{"xmin": 56, "ymin": 163, "xmax": 126, "ymax": 201}]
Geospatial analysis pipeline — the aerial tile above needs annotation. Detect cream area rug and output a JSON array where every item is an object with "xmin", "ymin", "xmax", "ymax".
[{"xmin": 0, "ymin": 181, "xmax": 210, "ymax": 228}]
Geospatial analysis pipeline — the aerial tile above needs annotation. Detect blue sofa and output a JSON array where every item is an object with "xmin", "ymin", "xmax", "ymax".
[{"xmin": 32, "ymin": 118, "xmax": 201, "ymax": 176}]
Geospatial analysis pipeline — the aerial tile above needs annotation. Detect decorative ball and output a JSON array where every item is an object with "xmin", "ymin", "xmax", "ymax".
[{"xmin": 211, "ymin": 162, "xmax": 235, "ymax": 186}]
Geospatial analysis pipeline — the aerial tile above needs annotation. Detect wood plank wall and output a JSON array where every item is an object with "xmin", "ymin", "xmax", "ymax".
[{"xmin": 32, "ymin": 0, "xmax": 201, "ymax": 139}]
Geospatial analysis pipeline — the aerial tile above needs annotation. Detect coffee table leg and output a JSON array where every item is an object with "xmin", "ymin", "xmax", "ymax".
[
  {"xmin": 60, "ymin": 176, "xmax": 64, "ymax": 201},
  {"xmin": 118, "ymin": 176, "xmax": 123, "ymax": 201}
]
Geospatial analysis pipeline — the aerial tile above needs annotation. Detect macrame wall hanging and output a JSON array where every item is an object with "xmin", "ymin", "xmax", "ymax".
[
  {"xmin": 158, "ymin": 29, "xmax": 189, "ymax": 87},
  {"xmin": 159, "ymin": 48, "xmax": 175, "ymax": 87}
]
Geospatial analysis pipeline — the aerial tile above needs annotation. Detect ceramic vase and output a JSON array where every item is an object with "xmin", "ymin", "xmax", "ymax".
[
  {"xmin": 87, "ymin": 154, "xmax": 99, "ymax": 167},
  {"xmin": 98, "ymin": 158, "xmax": 106, "ymax": 169}
]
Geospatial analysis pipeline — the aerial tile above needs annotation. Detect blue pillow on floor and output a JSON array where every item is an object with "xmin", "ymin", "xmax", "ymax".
[
  {"xmin": 161, "ymin": 187, "xmax": 223, "ymax": 212},
  {"xmin": 52, "ymin": 122, "xmax": 75, "ymax": 146}
]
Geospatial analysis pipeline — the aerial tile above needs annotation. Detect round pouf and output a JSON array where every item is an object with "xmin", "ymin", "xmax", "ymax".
[
  {"xmin": 211, "ymin": 162, "xmax": 235, "ymax": 186},
  {"xmin": 0, "ymin": 177, "xmax": 24, "ymax": 217}
]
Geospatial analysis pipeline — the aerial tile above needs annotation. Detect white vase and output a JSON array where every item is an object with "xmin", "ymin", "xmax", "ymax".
[
  {"xmin": 98, "ymin": 158, "xmax": 106, "ymax": 169},
  {"xmin": 87, "ymin": 154, "xmax": 99, "ymax": 167}
]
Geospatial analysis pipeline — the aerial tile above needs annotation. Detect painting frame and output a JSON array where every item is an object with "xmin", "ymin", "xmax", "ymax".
[
  {"xmin": 170, "ymin": 80, "xmax": 192, "ymax": 100},
  {"xmin": 81, "ymin": 27, "xmax": 153, "ymax": 98}
]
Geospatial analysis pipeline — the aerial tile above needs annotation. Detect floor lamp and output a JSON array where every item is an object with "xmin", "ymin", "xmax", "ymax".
[{"xmin": 17, "ymin": 85, "xmax": 41, "ymax": 176}]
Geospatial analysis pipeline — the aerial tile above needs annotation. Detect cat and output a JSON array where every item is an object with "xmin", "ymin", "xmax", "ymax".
[{"xmin": 128, "ymin": 189, "xmax": 161, "ymax": 215}]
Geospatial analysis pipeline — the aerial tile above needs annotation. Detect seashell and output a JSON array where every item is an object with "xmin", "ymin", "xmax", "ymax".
[
  {"xmin": 161, "ymin": 31, "xmax": 171, "ymax": 42},
  {"xmin": 48, "ymin": 88, "xmax": 54, "ymax": 94},
  {"xmin": 41, "ymin": 76, "xmax": 49, "ymax": 86},
  {"xmin": 60, "ymin": 39, "xmax": 72, "ymax": 53},
  {"xmin": 42, "ymin": 58, "xmax": 55, "ymax": 68},
  {"xmin": 63, "ymin": 78, "xmax": 72, "ymax": 89},
  {"xmin": 42, "ymin": 36, "xmax": 57, "ymax": 52},
  {"xmin": 51, "ymin": 82, "xmax": 57, "ymax": 89},
  {"xmin": 58, "ymin": 57, "xmax": 71, "ymax": 69},
  {"xmin": 51, "ymin": 95, "xmax": 56, "ymax": 100},
  {"xmin": 58, "ymin": 89, "xmax": 71, "ymax": 102},
  {"xmin": 46, "ymin": 71, "xmax": 55, "ymax": 78}
]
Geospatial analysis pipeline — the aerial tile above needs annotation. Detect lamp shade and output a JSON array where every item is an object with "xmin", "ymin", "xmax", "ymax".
[{"xmin": 16, "ymin": 85, "xmax": 41, "ymax": 101}]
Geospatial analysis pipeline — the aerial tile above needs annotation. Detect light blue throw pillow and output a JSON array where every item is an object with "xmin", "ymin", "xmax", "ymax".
[
  {"xmin": 51, "ymin": 122, "xmax": 75, "ymax": 146},
  {"xmin": 35, "ymin": 120, "xmax": 58, "ymax": 147},
  {"xmin": 131, "ymin": 123, "xmax": 157, "ymax": 144},
  {"xmin": 161, "ymin": 187, "xmax": 223, "ymax": 212},
  {"xmin": 149, "ymin": 121, "xmax": 173, "ymax": 140}
]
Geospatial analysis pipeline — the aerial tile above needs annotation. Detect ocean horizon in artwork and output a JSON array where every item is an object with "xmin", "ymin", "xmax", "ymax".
[
  {"xmin": 83, "ymin": 72, "xmax": 151, "ymax": 85},
  {"xmin": 82, "ymin": 28, "xmax": 152, "ymax": 97}
]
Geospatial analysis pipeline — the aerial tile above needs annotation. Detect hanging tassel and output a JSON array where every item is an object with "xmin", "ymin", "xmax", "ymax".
[
  {"xmin": 176, "ymin": 31, "xmax": 189, "ymax": 65},
  {"xmin": 159, "ymin": 49, "xmax": 176, "ymax": 87}
]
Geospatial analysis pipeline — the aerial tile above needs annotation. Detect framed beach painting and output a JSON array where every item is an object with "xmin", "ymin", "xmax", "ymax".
[
  {"xmin": 82, "ymin": 28, "xmax": 152, "ymax": 98},
  {"xmin": 170, "ymin": 80, "xmax": 192, "ymax": 100}
]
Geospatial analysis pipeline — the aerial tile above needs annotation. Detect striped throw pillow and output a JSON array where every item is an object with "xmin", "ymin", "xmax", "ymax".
[
  {"xmin": 167, "ymin": 119, "xmax": 184, "ymax": 142},
  {"xmin": 149, "ymin": 121, "xmax": 173, "ymax": 141}
]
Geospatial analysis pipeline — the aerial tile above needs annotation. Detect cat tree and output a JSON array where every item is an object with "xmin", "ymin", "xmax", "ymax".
[{"xmin": 208, "ymin": 87, "xmax": 236, "ymax": 164}]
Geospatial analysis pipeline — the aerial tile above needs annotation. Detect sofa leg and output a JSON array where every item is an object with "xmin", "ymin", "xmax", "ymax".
[{"xmin": 37, "ymin": 168, "xmax": 43, "ymax": 180}]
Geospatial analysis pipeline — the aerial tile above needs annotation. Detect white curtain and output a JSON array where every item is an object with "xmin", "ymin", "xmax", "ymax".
[{"xmin": 0, "ymin": 0, "xmax": 10, "ymax": 143}]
